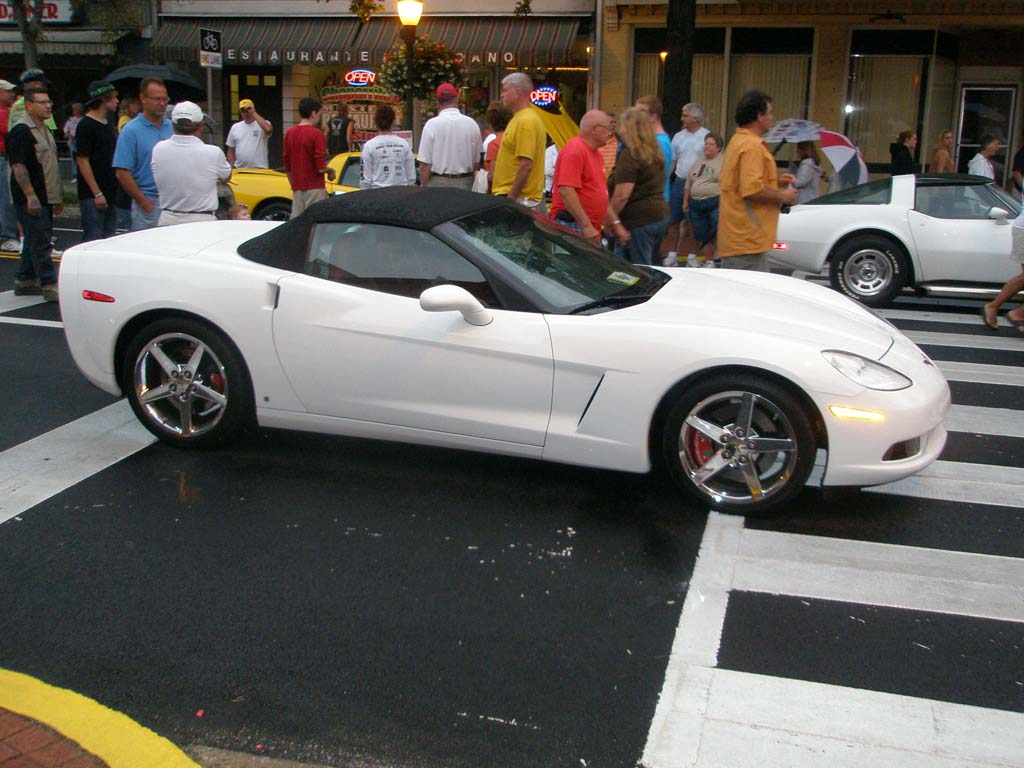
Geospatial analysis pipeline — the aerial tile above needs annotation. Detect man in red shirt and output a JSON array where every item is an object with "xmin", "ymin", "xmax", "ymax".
[
  {"xmin": 283, "ymin": 97, "xmax": 335, "ymax": 218},
  {"xmin": 0, "ymin": 79, "xmax": 20, "ymax": 251},
  {"xmin": 548, "ymin": 110, "xmax": 618, "ymax": 243}
]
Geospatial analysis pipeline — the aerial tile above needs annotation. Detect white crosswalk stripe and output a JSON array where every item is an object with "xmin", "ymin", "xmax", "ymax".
[{"xmin": 644, "ymin": 296, "xmax": 1024, "ymax": 768}]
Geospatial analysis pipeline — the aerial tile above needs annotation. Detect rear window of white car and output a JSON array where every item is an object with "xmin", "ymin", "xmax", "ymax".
[{"xmin": 808, "ymin": 179, "xmax": 891, "ymax": 205}]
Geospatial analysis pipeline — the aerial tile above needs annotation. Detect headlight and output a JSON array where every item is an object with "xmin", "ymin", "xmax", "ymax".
[{"xmin": 821, "ymin": 350, "xmax": 911, "ymax": 391}]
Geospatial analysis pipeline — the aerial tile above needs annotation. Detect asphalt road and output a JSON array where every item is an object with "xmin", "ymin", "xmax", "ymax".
[{"xmin": 1, "ymin": 224, "xmax": 1022, "ymax": 767}]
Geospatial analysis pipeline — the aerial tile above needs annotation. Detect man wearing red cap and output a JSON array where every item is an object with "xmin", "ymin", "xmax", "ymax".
[{"xmin": 417, "ymin": 82, "xmax": 481, "ymax": 190}]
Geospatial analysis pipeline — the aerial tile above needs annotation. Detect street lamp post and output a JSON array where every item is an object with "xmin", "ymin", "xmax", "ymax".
[{"xmin": 397, "ymin": 0, "xmax": 423, "ymax": 142}]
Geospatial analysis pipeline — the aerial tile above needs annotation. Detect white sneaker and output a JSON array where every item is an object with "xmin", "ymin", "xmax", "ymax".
[
  {"xmin": 50, "ymin": 249, "xmax": 64, "ymax": 260},
  {"xmin": 661, "ymin": 254, "xmax": 678, "ymax": 267},
  {"xmin": 1, "ymin": 238, "xmax": 21, "ymax": 253}
]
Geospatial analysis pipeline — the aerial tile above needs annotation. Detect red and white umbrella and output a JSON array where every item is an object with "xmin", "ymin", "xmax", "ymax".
[{"xmin": 819, "ymin": 130, "xmax": 868, "ymax": 187}]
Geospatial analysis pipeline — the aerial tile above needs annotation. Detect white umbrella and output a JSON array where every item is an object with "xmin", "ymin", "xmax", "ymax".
[{"xmin": 762, "ymin": 118, "xmax": 822, "ymax": 144}]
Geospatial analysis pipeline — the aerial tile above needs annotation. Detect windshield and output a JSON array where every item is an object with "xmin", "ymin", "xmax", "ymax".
[
  {"xmin": 439, "ymin": 206, "xmax": 668, "ymax": 314},
  {"xmin": 987, "ymin": 183, "xmax": 1022, "ymax": 216}
]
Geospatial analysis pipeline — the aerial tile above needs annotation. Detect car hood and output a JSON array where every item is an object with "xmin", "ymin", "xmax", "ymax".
[{"xmin": 633, "ymin": 268, "xmax": 894, "ymax": 359}]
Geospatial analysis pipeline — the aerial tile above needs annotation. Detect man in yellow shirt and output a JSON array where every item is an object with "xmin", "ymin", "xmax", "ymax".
[
  {"xmin": 717, "ymin": 90, "xmax": 796, "ymax": 271},
  {"xmin": 491, "ymin": 72, "xmax": 547, "ymax": 212}
]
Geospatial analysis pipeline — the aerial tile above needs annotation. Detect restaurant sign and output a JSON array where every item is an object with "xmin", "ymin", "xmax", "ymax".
[
  {"xmin": 0, "ymin": 0, "xmax": 74, "ymax": 23},
  {"xmin": 224, "ymin": 47, "xmax": 519, "ymax": 67}
]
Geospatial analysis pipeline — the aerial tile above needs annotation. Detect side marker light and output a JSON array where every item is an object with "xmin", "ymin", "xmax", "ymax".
[
  {"xmin": 829, "ymin": 405, "xmax": 885, "ymax": 422},
  {"xmin": 82, "ymin": 290, "xmax": 115, "ymax": 303}
]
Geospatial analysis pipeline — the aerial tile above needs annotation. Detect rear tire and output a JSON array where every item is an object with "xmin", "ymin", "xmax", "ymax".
[
  {"xmin": 829, "ymin": 234, "xmax": 907, "ymax": 307},
  {"xmin": 661, "ymin": 374, "xmax": 817, "ymax": 515},
  {"xmin": 123, "ymin": 317, "xmax": 254, "ymax": 449}
]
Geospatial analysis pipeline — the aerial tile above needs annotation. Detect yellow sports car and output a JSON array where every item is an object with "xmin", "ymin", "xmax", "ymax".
[{"xmin": 228, "ymin": 151, "xmax": 363, "ymax": 221}]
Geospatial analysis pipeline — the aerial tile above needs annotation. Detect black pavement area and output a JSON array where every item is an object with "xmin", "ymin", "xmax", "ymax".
[{"xmin": 0, "ymin": 425, "xmax": 706, "ymax": 767}]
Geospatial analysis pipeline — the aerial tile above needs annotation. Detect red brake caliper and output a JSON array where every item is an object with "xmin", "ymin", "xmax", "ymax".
[
  {"xmin": 687, "ymin": 430, "xmax": 715, "ymax": 466},
  {"xmin": 208, "ymin": 373, "xmax": 225, "ymax": 393}
]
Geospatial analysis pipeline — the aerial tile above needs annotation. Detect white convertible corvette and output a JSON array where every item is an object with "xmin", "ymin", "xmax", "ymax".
[
  {"xmin": 774, "ymin": 173, "xmax": 1022, "ymax": 307},
  {"xmin": 60, "ymin": 188, "xmax": 950, "ymax": 514}
]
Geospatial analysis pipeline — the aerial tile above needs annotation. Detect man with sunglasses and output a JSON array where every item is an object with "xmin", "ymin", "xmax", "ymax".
[
  {"xmin": 226, "ymin": 98, "xmax": 272, "ymax": 169},
  {"xmin": 113, "ymin": 77, "xmax": 172, "ymax": 230},
  {"xmin": 8, "ymin": 87, "xmax": 62, "ymax": 301}
]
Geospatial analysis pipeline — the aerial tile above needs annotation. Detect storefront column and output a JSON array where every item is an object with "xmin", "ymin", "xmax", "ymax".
[{"xmin": 811, "ymin": 24, "xmax": 848, "ymax": 134}]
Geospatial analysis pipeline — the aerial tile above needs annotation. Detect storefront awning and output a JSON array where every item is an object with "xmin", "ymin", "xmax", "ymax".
[
  {"xmin": 0, "ymin": 29, "xmax": 116, "ymax": 56},
  {"xmin": 152, "ymin": 17, "xmax": 582, "ymax": 67}
]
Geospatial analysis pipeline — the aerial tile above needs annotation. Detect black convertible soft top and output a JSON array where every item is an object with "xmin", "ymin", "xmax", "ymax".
[{"xmin": 238, "ymin": 187, "xmax": 508, "ymax": 271}]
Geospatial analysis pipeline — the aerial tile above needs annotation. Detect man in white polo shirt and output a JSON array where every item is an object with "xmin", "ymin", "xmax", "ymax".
[
  {"xmin": 151, "ymin": 101, "xmax": 232, "ymax": 226},
  {"xmin": 225, "ymin": 98, "xmax": 272, "ymax": 168},
  {"xmin": 418, "ymin": 82, "xmax": 481, "ymax": 190}
]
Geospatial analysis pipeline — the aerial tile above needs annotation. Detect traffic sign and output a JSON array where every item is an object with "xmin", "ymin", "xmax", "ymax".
[{"xmin": 199, "ymin": 28, "xmax": 222, "ymax": 69}]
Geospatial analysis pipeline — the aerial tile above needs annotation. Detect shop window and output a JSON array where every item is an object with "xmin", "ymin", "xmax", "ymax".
[
  {"xmin": 247, "ymin": 75, "xmax": 260, "ymax": 86},
  {"xmin": 264, "ymin": 76, "xmax": 277, "ymax": 87},
  {"xmin": 727, "ymin": 28, "xmax": 813, "ymax": 126},
  {"xmin": 845, "ymin": 56, "xmax": 925, "ymax": 167}
]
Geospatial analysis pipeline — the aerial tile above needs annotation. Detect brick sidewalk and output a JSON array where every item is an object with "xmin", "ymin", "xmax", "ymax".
[{"xmin": 0, "ymin": 707, "xmax": 108, "ymax": 768}]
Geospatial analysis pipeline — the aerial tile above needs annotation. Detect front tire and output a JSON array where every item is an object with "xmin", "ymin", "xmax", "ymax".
[
  {"xmin": 123, "ymin": 318, "xmax": 254, "ymax": 448},
  {"xmin": 661, "ymin": 374, "xmax": 817, "ymax": 514},
  {"xmin": 829, "ymin": 234, "xmax": 907, "ymax": 307}
]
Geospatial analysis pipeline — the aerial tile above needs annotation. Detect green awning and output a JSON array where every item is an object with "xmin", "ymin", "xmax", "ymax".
[{"xmin": 152, "ymin": 16, "xmax": 581, "ymax": 67}]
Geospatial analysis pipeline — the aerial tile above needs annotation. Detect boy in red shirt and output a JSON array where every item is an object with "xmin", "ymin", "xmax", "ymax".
[{"xmin": 283, "ymin": 97, "xmax": 336, "ymax": 218}]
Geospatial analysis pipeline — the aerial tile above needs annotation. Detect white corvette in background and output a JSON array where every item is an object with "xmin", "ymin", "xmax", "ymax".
[
  {"xmin": 60, "ymin": 187, "xmax": 949, "ymax": 514},
  {"xmin": 774, "ymin": 173, "xmax": 1021, "ymax": 307}
]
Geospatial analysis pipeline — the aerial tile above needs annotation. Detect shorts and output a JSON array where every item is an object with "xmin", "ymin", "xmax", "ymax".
[
  {"xmin": 669, "ymin": 178, "xmax": 687, "ymax": 224},
  {"xmin": 1013, "ymin": 226, "xmax": 1024, "ymax": 263},
  {"xmin": 687, "ymin": 196, "xmax": 719, "ymax": 245},
  {"xmin": 291, "ymin": 188, "xmax": 328, "ymax": 218},
  {"xmin": 719, "ymin": 252, "xmax": 769, "ymax": 272}
]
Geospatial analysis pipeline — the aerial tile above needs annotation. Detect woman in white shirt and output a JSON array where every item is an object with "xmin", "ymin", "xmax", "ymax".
[
  {"xmin": 967, "ymin": 136, "xmax": 999, "ymax": 180},
  {"xmin": 793, "ymin": 141, "xmax": 822, "ymax": 204},
  {"xmin": 359, "ymin": 105, "xmax": 415, "ymax": 189}
]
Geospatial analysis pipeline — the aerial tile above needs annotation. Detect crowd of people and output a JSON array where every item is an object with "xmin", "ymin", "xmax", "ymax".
[{"xmin": 7, "ymin": 63, "xmax": 1024, "ymax": 304}]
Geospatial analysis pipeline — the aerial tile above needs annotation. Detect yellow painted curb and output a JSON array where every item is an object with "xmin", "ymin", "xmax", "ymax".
[{"xmin": 0, "ymin": 668, "xmax": 199, "ymax": 768}]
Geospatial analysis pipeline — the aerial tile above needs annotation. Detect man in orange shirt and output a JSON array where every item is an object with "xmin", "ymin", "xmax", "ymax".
[{"xmin": 717, "ymin": 90, "xmax": 796, "ymax": 271}]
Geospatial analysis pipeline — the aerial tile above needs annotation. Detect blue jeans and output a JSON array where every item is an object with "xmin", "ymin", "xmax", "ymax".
[
  {"xmin": 131, "ymin": 195, "xmax": 161, "ymax": 231},
  {"xmin": 15, "ymin": 203, "xmax": 56, "ymax": 286},
  {"xmin": 80, "ymin": 197, "xmax": 118, "ymax": 242},
  {"xmin": 0, "ymin": 155, "xmax": 19, "ymax": 240},
  {"xmin": 615, "ymin": 218, "xmax": 669, "ymax": 266}
]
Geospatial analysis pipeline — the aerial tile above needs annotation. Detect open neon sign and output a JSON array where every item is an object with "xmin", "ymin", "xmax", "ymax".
[
  {"xmin": 344, "ymin": 69, "xmax": 377, "ymax": 86},
  {"xmin": 530, "ymin": 85, "xmax": 559, "ymax": 106}
]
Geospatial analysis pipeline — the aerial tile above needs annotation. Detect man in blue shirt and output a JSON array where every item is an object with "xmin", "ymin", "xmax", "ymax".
[{"xmin": 113, "ymin": 77, "xmax": 171, "ymax": 230}]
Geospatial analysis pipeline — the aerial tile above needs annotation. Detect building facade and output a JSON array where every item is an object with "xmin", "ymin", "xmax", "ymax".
[
  {"xmin": 154, "ymin": 0, "xmax": 593, "ymax": 163},
  {"xmin": 600, "ymin": 0, "xmax": 1024, "ymax": 185}
]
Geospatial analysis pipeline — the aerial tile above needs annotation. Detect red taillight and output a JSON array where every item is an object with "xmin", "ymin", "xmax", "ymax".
[
  {"xmin": 772, "ymin": 241, "xmax": 789, "ymax": 251},
  {"xmin": 82, "ymin": 290, "xmax": 115, "ymax": 303}
]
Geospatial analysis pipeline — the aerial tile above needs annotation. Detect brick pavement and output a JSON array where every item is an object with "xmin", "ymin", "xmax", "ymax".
[{"xmin": 0, "ymin": 707, "xmax": 108, "ymax": 768}]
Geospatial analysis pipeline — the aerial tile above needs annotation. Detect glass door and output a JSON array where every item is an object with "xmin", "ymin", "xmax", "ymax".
[{"xmin": 956, "ymin": 86, "xmax": 1017, "ymax": 186}]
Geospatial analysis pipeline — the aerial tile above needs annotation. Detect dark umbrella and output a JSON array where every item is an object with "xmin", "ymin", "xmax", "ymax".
[{"xmin": 103, "ymin": 64, "xmax": 205, "ymax": 102}]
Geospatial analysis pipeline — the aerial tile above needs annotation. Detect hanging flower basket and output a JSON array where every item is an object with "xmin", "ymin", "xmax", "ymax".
[
  {"xmin": 349, "ymin": 0, "xmax": 384, "ymax": 23},
  {"xmin": 379, "ymin": 35, "xmax": 462, "ymax": 103}
]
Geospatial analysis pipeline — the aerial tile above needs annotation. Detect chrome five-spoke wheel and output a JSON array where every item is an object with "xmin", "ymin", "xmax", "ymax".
[
  {"xmin": 133, "ymin": 332, "xmax": 229, "ymax": 438},
  {"xmin": 663, "ymin": 375, "xmax": 816, "ymax": 513},
  {"xmin": 124, "ymin": 318, "xmax": 254, "ymax": 448}
]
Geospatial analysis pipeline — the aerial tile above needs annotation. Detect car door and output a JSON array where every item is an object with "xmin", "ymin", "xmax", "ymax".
[
  {"xmin": 272, "ymin": 222, "xmax": 554, "ymax": 446},
  {"xmin": 907, "ymin": 182, "xmax": 1016, "ymax": 283}
]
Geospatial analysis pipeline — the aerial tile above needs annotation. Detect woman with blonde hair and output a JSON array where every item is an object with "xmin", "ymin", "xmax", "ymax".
[
  {"xmin": 930, "ymin": 130, "xmax": 955, "ymax": 173},
  {"xmin": 608, "ymin": 106, "xmax": 669, "ymax": 265},
  {"xmin": 793, "ymin": 140, "xmax": 822, "ymax": 204}
]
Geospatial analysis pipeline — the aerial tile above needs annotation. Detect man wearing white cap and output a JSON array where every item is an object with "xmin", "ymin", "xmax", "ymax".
[
  {"xmin": 225, "ymin": 98, "xmax": 272, "ymax": 168},
  {"xmin": 151, "ymin": 101, "xmax": 232, "ymax": 227}
]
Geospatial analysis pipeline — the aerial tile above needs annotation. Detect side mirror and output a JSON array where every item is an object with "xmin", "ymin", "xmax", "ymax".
[
  {"xmin": 988, "ymin": 206, "xmax": 1010, "ymax": 222},
  {"xmin": 419, "ymin": 284, "xmax": 493, "ymax": 326}
]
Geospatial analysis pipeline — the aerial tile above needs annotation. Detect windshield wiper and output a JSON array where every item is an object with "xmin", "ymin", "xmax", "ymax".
[{"xmin": 568, "ymin": 294, "xmax": 651, "ymax": 314}]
